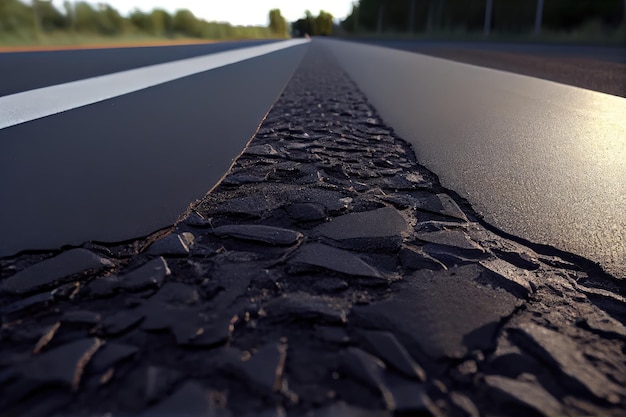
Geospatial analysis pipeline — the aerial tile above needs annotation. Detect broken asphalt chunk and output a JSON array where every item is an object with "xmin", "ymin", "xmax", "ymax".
[
  {"xmin": 290, "ymin": 187, "xmax": 350, "ymax": 213},
  {"xmin": 213, "ymin": 224, "xmax": 303, "ymax": 246},
  {"xmin": 341, "ymin": 347, "xmax": 388, "ymax": 394},
  {"xmin": 353, "ymin": 265, "xmax": 521, "ymax": 359},
  {"xmin": 150, "ymin": 282, "xmax": 199, "ymax": 305},
  {"xmin": 61, "ymin": 310, "xmax": 101, "ymax": 325},
  {"xmin": 20, "ymin": 338, "xmax": 103, "ymax": 391},
  {"xmin": 265, "ymin": 292, "xmax": 349, "ymax": 324},
  {"xmin": 479, "ymin": 258, "xmax": 535, "ymax": 299},
  {"xmin": 146, "ymin": 233, "xmax": 194, "ymax": 256},
  {"xmin": 140, "ymin": 381, "xmax": 230, "ymax": 417},
  {"xmin": 119, "ymin": 257, "xmax": 170, "ymax": 291},
  {"xmin": 102, "ymin": 310, "xmax": 144, "ymax": 335},
  {"xmin": 245, "ymin": 143, "xmax": 280, "ymax": 157},
  {"xmin": 360, "ymin": 330, "xmax": 426, "ymax": 381},
  {"xmin": 316, "ymin": 207, "xmax": 408, "ymax": 251},
  {"xmin": 399, "ymin": 246, "xmax": 447, "ymax": 271},
  {"xmin": 89, "ymin": 343, "xmax": 139, "ymax": 373},
  {"xmin": 175, "ymin": 318, "xmax": 233, "ymax": 348},
  {"xmin": 286, "ymin": 202, "xmax": 327, "ymax": 221},
  {"xmin": 576, "ymin": 314, "xmax": 626, "ymax": 340},
  {"xmin": 236, "ymin": 342, "xmax": 287, "ymax": 392},
  {"xmin": 140, "ymin": 301, "xmax": 233, "ymax": 348},
  {"xmin": 185, "ymin": 212, "xmax": 212, "ymax": 228},
  {"xmin": 484, "ymin": 374, "xmax": 563, "ymax": 417},
  {"xmin": 290, "ymin": 243, "xmax": 384, "ymax": 279},
  {"xmin": 144, "ymin": 366, "xmax": 182, "ymax": 403},
  {"xmin": 1, "ymin": 291, "xmax": 53, "ymax": 317},
  {"xmin": 411, "ymin": 193, "xmax": 468, "ymax": 221},
  {"xmin": 0, "ymin": 249, "xmax": 113, "ymax": 295},
  {"xmin": 385, "ymin": 382, "xmax": 433, "ymax": 413},
  {"xmin": 492, "ymin": 248, "xmax": 540, "ymax": 271},
  {"xmin": 510, "ymin": 323, "xmax": 623, "ymax": 404},
  {"xmin": 415, "ymin": 230, "xmax": 485, "ymax": 256}
]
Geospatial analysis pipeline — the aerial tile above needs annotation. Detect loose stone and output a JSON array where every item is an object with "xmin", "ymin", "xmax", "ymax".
[
  {"xmin": 510, "ymin": 323, "xmax": 622, "ymax": 403},
  {"xmin": 290, "ymin": 243, "xmax": 384, "ymax": 279},
  {"xmin": 315, "ymin": 207, "xmax": 408, "ymax": 251},
  {"xmin": 484, "ymin": 374, "xmax": 563, "ymax": 416},
  {"xmin": 415, "ymin": 230, "xmax": 485, "ymax": 255},
  {"xmin": 118, "ymin": 257, "xmax": 170, "ymax": 291},
  {"xmin": 146, "ymin": 234, "xmax": 191, "ymax": 256},
  {"xmin": 19, "ymin": 338, "xmax": 103, "ymax": 390},
  {"xmin": 213, "ymin": 224, "xmax": 303, "ymax": 246},
  {"xmin": 286, "ymin": 202, "xmax": 327, "ymax": 221},
  {"xmin": 360, "ymin": 330, "xmax": 426, "ymax": 381},
  {"xmin": 0, "ymin": 249, "xmax": 113, "ymax": 295},
  {"xmin": 353, "ymin": 265, "xmax": 521, "ymax": 359}
]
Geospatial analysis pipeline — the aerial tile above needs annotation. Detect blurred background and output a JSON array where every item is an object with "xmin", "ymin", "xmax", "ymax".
[
  {"xmin": 339, "ymin": 0, "xmax": 626, "ymax": 44},
  {"xmin": 0, "ymin": 0, "xmax": 624, "ymax": 47}
]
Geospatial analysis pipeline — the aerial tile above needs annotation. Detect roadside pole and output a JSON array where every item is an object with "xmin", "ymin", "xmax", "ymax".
[
  {"xmin": 534, "ymin": 0, "xmax": 544, "ymax": 36},
  {"xmin": 484, "ymin": 0, "xmax": 493, "ymax": 37}
]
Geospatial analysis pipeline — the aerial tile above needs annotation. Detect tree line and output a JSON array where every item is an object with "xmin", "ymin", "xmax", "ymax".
[
  {"xmin": 342, "ymin": 0, "xmax": 626, "ymax": 36},
  {"xmin": 0, "ymin": 0, "xmax": 282, "ymax": 41},
  {"xmin": 291, "ymin": 10, "xmax": 334, "ymax": 37}
]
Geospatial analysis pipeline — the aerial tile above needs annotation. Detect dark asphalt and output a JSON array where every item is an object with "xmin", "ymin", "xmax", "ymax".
[
  {"xmin": 355, "ymin": 39, "xmax": 626, "ymax": 97},
  {"xmin": 357, "ymin": 39, "xmax": 626, "ymax": 64},
  {"xmin": 0, "ymin": 42, "xmax": 308, "ymax": 256},
  {"xmin": 326, "ymin": 38, "xmax": 626, "ymax": 279},
  {"xmin": 0, "ymin": 40, "xmax": 278, "ymax": 97},
  {"xmin": 1, "ymin": 41, "xmax": 624, "ymax": 416}
]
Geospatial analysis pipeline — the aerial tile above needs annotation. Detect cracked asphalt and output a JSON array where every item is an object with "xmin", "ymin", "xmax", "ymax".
[{"xmin": 1, "ymin": 42, "xmax": 625, "ymax": 417}]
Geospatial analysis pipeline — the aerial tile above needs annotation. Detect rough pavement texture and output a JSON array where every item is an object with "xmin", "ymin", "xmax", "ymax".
[{"xmin": 1, "ymin": 42, "xmax": 626, "ymax": 417}]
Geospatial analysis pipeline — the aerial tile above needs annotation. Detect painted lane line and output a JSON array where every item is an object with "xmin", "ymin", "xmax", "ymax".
[{"xmin": 0, "ymin": 39, "xmax": 309, "ymax": 130}]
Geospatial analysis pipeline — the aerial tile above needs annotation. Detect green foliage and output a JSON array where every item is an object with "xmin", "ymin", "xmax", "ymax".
[
  {"xmin": 172, "ymin": 9, "xmax": 199, "ymax": 37},
  {"xmin": 128, "ymin": 8, "xmax": 173, "ymax": 37},
  {"xmin": 130, "ymin": 9, "xmax": 151, "ymax": 33},
  {"xmin": 73, "ymin": 2, "xmax": 125, "ymax": 35},
  {"xmin": 316, "ymin": 11, "xmax": 333, "ymax": 35},
  {"xmin": 0, "ymin": 0, "xmax": 35, "ymax": 34},
  {"xmin": 97, "ymin": 4, "xmax": 125, "ymax": 35},
  {"xmin": 37, "ymin": 0, "xmax": 67, "ymax": 31},
  {"xmin": 292, "ymin": 10, "xmax": 334, "ymax": 36},
  {"xmin": 268, "ymin": 9, "xmax": 287, "ymax": 36},
  {"xmin": 0, "ymin": 1, "xmax": 278, "ymax": 44},
  {"xmin": 150, "ymin": 9, "xmax": 172, "ymax": 37}
]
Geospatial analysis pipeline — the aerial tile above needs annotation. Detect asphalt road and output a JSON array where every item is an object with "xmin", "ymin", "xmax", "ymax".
[
  {"xmin": 2, "ymin": 38, "xmax": 624, "ymax": 280},
  {"xmin": 0, "ymin": 40, "xmax": 308, "ymax": 256},
  {"xmin": 357, "ymin": 39, "xmax": 626, "ymax": 64},
  {"xmin": 355, "ymin": 39, "xmax": 626, "ymax": 98},
  {"xmin": 325, "ymin": 38, "xmax": 626, "ymax": 278},
  {"xmin": 0, "ymin": 40, "xmax": 279, "ymax": 97}
]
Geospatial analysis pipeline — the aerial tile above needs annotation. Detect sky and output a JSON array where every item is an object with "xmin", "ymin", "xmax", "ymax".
[{"xmin": 50, "ymin": 0, "xmax": 356, "ymax": 26}]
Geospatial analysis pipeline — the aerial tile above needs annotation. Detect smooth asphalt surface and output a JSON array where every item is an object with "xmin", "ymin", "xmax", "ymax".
[
  {"xmin": 325, "ymin": 38, "xmax": 626, "ymax": 279},
  {"xmin": 356, "ymin": 39, "xmax": 626, "ymax": 64},
  {"xmin": 0, "ymin": 40, "xmax": 278, "ymax": 97},
  {"xmin": 0, "ymin": 41, "xmax": 308, "ymax": 256}
]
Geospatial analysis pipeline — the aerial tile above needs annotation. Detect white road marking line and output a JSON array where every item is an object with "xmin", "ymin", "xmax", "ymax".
[{"xmin": 0, "ymin": 39, "xmax": 309, "ymax": 130}]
